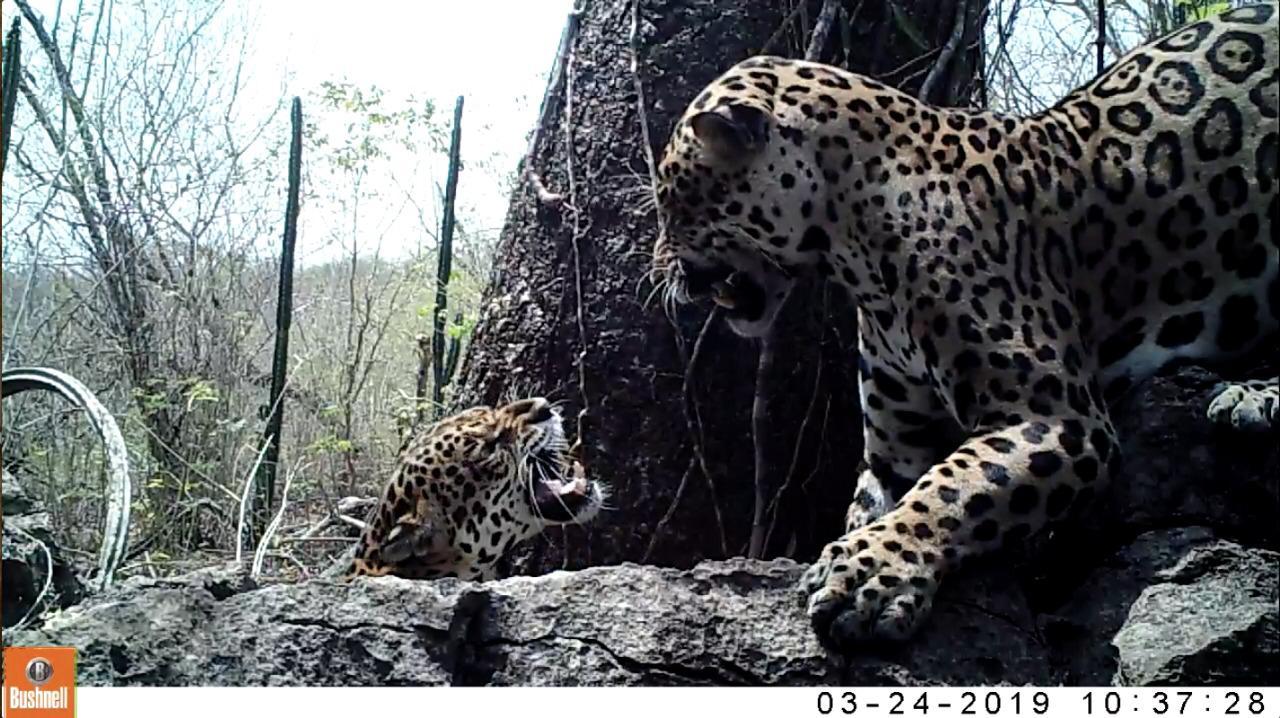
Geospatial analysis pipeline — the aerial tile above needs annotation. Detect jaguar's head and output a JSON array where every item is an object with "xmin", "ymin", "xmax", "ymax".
[
  {"xmin": 652, "ymin": 57, "xmax": 838, "ymax": 337},
  {"xmin": 349, "ymin": 398, "xmax": 606, "ymax": 581}
]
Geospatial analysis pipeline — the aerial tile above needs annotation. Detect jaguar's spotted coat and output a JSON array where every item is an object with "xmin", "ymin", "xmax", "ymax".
[
  {"xmin": 344, "ymin": 398, "xmax": 605, "ymax": 581},
  {"xmin": 652, "ymin": 3, "xmax": 1278, "ymax": 648}
]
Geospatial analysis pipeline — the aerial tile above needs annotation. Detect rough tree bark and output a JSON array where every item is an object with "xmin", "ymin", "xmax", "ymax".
[{"xmin": 455, "ymin": 0, "xmax": 982, "ymax": 574}]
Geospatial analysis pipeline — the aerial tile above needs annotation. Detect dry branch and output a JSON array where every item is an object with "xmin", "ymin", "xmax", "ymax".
[
  {"xmin": 805, "ymin": 0, "xmax": 842, "ymax": 61},
  {"xmin": 520, "ymin": 7, "xmax": 581, "ymax": 206},
  {"xmin": 642, "ymin": 455, "xmax": 697, "ymax": 563},
  {"xmin": 679, "ymin": 310, "xmax": 729, "ymax": 556},
  {"xmin": 761, "ymin": 1, "xmax": 808, "ymax": 55},
  {"xmin": 747, "ymin": 329, "xmax": 777, "ymax": 560},
  {"xmin": 562, "ymin": 3, "xmax": 593, "ymax": 465},
  {"xmin": 918, "ymin": 0, "xmax": 971, "ymax": 103}
]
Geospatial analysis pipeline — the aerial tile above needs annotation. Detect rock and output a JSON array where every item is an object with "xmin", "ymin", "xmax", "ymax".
[
  {"xmin": 1112, "ymin": 540, "xmax": 1279, "ymax": 686},
  {"xmin": 1106, "ymin": 365, "xmax": 1280, "ymax": 547},
  {"xmin": 1041, "ymin": 527, "xmax": 1219, "ymax": 685},
  {"xmin": 1044, "ymin": 529, "xmax": 1279, "ymax": 686},
  {"xmin": 3, "ymin": 358, "xmax": 1275, "ymax": 686},
  {"xmin": 2, "ymin": 471, "xmax": 40, "ymax": 516},
  {"xmin": 1017, "ymin": 359, "xmax": 1279, "ymax": 662},
  {"xmin": 2, "ymin": 471, "xmax": 86, "ymax": 629},
  {"xmin": 3, "ymin": 558, "xmax": 1050, "ymax": 686}
]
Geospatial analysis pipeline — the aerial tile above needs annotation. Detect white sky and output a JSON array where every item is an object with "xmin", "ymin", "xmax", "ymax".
[
  {"xmin": 5, "ymin": 0, "xmax": 1192, "ymax": 268},
  {"xmin": 5, "ymin": 0, "xmax": 577, "ymax": 266},
  {"xmin": 247, "ymin": 0, "xmax": 576, "ymax": 263}
]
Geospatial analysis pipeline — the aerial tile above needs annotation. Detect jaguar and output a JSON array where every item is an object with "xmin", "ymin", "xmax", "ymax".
[
  {"xmin": 652, "ymin": 3, "xmax": 1278, "ymax": 649},
  {"xmin": 344, "ymin": 398, "xmax": 605, "ymax": 581}
]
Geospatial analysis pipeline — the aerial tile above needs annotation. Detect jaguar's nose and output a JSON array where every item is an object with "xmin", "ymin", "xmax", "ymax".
[{"xmin": 528, "ymin": 399, "xmax": 554, "ymax": 424}]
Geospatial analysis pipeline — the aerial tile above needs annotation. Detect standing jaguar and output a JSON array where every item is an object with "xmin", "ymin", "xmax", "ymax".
[{"xmin": 652, "ymin": 3, "xmax": 1277, "ymax": 649}]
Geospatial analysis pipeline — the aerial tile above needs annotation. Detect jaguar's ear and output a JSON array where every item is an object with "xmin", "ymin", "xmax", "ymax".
[
  {"xmin": 690, "ymin": 103, "xmax": 769, "ymax": 162},
  {"xmin": 381, "ymin": 515, "xmax": 448, "ymax": 563}
]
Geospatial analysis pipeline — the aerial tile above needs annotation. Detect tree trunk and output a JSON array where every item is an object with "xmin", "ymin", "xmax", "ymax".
[{"xmin": 455, "ymin": 0, "xmax": 981, "ymax": 575}]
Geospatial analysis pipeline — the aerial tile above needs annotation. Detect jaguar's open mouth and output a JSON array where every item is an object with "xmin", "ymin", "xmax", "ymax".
[
  {"xmin": 679, "ymin": 262, "xmax": 767, "ymax": 324},
  {"xmin": 523, "ymin": 417, "xmax": 605, "ymax": 525},
  {"xmin": 709, "ymin": 271, "xmax": 766, "ymax": 323}
]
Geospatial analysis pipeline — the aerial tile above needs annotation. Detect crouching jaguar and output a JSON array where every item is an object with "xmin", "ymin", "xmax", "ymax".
[
  {"xmin": 652, "ymin": 3, "xmax": 1278, "ymax": 649},
  {"xmin": 344, "ymin": 397, "xmax": 606, "ymax": 581}
]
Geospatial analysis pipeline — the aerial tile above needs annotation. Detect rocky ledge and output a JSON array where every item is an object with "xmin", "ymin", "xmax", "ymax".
[
  {"xmin": 2, "ymin": 538, "xmax": 1276, "ymax": 687},
  {"xmin": 3, "ymin": 363, "xmax": 1277, "ymax": 686}
]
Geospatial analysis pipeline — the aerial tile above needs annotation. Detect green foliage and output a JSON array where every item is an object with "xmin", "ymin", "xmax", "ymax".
[
  {"xmin": 1174, "ymin": 0, "xmax": 1232, "ymax": 24},
  {"xmin": 446, "ymin": 315, "xmax": 476, "ymax": 341},
  {"xmin": 305, "ymin": 434, "xmax": 356, "ymax": 455},
  {"xmin": 131, "ymin": 376, "xmax": 221, "ymax": 416},
  {"xmin": 131, "ymin": 383, "xmax": 172, "ymax": 416},
  {"xmin": 311, "ymin": 81, "xmax": 448, "ymax": 172},
  {"xmin": 184, "ymin": 379, "xmax": 220, "ymax": 410}
]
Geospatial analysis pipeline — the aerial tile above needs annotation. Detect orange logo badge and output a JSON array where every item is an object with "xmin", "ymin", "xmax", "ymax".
[{"xmin": 3, "ymin": 647, "xmax": 76, "ymax": 717}]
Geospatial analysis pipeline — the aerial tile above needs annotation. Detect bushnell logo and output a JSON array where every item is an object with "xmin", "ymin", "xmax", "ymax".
[
  {"xmin": 24, "ymin": 658, "xmax": 54, "ymax": 687},
  {"xmin": 3, "ymin": 647, "xmax": 76, "ymax": 717}
]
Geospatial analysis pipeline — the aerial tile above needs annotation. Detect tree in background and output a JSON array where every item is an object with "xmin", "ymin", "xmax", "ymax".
[
  {"xmin": 2, "ymin": 0, "xmax": 1179, "ymax": 581},
  {"xmin": 3, "ymin": 0, "xmax": 284, "ymax": 563},
  {"xmin": 455, "ymin": 0, "xmax": 986, "ymax": 575},
  {"xmin": 983, "ymin": 0, "xmax": 1243, "ymax": 114},
  {"xmin": 1, "ymin": 1, "xmax": 510, "ymax": 577}
]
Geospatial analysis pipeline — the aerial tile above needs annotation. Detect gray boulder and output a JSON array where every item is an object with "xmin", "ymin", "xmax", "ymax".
[
  {"xmin": 3, "ymin": 558, "xmax": 1052, "ymax": 686},
  {"xmin": 3, "ymin": 359, "xmax": 1275, "ymax": 686},
  {"xmin": 1111, "ymin": 540, "xmax": 1279, "ymax": 686},
  {"xmin": 1042, "ymin": 528, "xmax": 1279, "ymax": 686},
  {"xmin": 2, "ymin": 472, "xmax": 86, "ymax": 629}
]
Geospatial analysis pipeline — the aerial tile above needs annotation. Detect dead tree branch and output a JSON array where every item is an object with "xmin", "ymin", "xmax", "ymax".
[
  {"xmin": 562, "ymin": 2, "xmax": 593, "ymax": 466},
  {"xmin": 642, "ymin": 455, "xmax": 697, "ymax": 562},
  {"xmin": 763, "ymin": 352, "xmax": 825, "ymax": 549},
  {"xmin": 521, "ymin": 7, "xmax": 580, "ymax": 206},
  {"xmin": 919, "ymin": 0, "xmax": 971, "ymax": 103},
  {"xmin": 805, "ymin": 0, "xmax": 842, "ymax": 61},
  {"xmin": 747, "ymin": 328, "xmax": 777, "ymax": 560},
  {"xmin": 760, "ymin": 1, "xmax": 809, "ymax": 55},
  {"xmin": 679, "ymin": 310, "xmax": 729, "ymax": 556}
]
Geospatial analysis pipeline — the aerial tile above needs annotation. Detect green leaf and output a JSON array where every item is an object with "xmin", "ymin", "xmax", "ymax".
[{"xmin": 184, "ymin": 379, "xmax": 219, "ymax": 410}]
